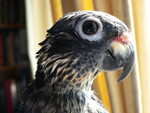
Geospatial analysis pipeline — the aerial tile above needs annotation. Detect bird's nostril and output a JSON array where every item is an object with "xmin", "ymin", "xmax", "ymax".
[{"xmin": 107, "ymin": 49, "xmax": 116, "ymax": 61}]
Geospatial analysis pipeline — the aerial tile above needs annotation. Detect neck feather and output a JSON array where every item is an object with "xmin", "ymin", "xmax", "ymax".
[{"xmin": 37, "ymin": 51, "xmax": 99, "ymax": 94}]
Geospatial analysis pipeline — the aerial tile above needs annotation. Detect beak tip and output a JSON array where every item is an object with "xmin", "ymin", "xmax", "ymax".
[
  {"xmin": 117, "ymin": 75, "xmax": 125, "ymax": 83},
  {"xmin": 116, "ymin": 62, "xmax": 135, "ymax": 83}
]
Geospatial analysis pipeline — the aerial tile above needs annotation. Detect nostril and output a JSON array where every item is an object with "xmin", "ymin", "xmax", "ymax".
[{"xmin": 107, "ymin": 49, "xmax": 116, "ymax": 61}]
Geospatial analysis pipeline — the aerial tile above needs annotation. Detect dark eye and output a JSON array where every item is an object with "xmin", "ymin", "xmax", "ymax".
[{"xmin": 82, "ymin": 20, "xmax": 99, "ymax": 35}]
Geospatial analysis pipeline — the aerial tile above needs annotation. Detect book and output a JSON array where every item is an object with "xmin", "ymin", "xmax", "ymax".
[
  {"xmin": 5, "ymin": 80, "xmax": 13, "ymax": 113},
  {"xmin": 2, "ymin": 31, "xmax": 9, "ymax": 66},
  {"xmin": 3, "ymin": 0, "xmax": 9, "ymax": 24},
  {"xmin": 7, "ymin": 31, "xmax": 15, "ymax": 66},
  {"xmin": 0, "ymin": 33, "xmax": 3, "ymax": 66},
  {"xmin": 0, "ymin": 0, "xmax": 2, "ymax": 24},
  {"xmin": 0, "ymin": 83, "xmax": 7, "ymax": 113}
]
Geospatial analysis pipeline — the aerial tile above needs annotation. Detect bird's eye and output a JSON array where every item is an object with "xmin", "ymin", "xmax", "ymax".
[
  {"xmin": 75, "ymin": 17, "xmax": 103, "ymax": 41},
  {"xmin": 82, "ymin": 21, "xmax": 99, "ymax": 35}
]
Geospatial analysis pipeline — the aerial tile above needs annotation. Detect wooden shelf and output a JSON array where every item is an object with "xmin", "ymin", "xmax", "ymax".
[
  {"xmin": 0, "ymin": 66, "xmax": 28, "ymax": 82},
  {"xmin": 0, "ymin": 66, "xmax": 16, "ymax": 72},
  {"xmin": 0, "ymin": 24, "xmax": 25, "ymax": 29},
  {"xmin": 0, "ymin": 65, "xmax": 28, "ymax": 72}
]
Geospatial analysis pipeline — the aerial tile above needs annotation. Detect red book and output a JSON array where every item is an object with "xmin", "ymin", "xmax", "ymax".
[{"xmin": 5, "ymin": 80, "xmax": 13, "ymax": 113}]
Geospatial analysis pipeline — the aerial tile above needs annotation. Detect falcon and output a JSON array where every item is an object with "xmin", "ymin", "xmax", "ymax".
[{"xmin": 17, "ymin": 11, "xmax": 135, "ymax": 113}]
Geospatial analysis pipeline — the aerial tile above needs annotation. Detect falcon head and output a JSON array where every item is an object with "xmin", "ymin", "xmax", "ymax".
[{"xmin": 36, "ymin": 11, "xmax": 135, "ymax": 90}]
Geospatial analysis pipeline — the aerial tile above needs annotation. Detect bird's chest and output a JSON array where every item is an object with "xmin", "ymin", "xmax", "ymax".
[{"xmin": 48, "ymin": 92, "xmax": 108, "ymax": 113}]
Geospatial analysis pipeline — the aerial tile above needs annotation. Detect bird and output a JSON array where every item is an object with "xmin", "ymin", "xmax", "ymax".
[{"xmin": 17, "ymin": 11, "xmax": 135, "ymax": 113}]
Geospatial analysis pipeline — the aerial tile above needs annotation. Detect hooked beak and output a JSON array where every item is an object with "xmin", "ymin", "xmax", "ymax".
[{"xmin": 99, "ymin": 32, "xmax": 135, "ymax": 83}]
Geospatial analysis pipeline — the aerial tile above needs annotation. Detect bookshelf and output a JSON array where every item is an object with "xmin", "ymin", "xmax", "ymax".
[{"xmin": 0, "ymin": 0, "xmax": 31, "ymax": 113}]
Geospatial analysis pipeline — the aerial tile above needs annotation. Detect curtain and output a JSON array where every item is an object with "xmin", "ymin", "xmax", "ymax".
[
  {"xmin": 25, "ymin": 0, "xmax": 150, "ymax": 113},
  {"xmin": 25, "ymin": 0, "xmax": 53, "ymax": 74}
]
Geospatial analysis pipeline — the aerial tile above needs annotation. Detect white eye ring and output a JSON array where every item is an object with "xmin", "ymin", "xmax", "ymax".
[{"xmin": 75, "ymin": 17, "xmax": 103, "ymax": 42}]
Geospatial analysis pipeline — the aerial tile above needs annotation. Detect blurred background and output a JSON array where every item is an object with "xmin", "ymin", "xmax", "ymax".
[{"xmin": 0, "ymin": 0, "xmax": 150, "ymax": 113}]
